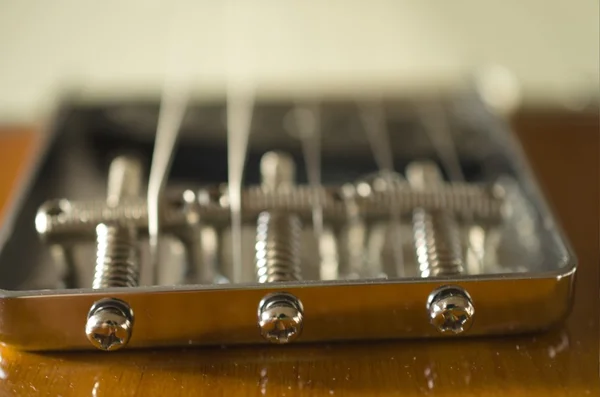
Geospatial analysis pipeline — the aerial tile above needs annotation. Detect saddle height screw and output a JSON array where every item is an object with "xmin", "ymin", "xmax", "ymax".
[
  {"xmin": 256, "ymin": 151, "xmax": 305, "ymax": 344},
  {"xmin": 93, "ymin": 155, "xmax": 142, "ymax": 289},
  {"xmin": 406, "ymin": 161, "xmax": 465, "ymax": 277},
  {"xmin": 86, "ymin": 155, "xmax": 141, "ymax": 351}
]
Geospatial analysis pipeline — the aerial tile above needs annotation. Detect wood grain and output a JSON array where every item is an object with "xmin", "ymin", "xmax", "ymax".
[{"xmin": 0, "ymin": 112, "xmax": 597, "ymax": 397}]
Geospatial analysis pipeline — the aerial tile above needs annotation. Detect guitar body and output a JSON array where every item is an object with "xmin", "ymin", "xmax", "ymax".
[{"xmin": 0, "ymin": 110, "xmax": 597, "ymax": 397}]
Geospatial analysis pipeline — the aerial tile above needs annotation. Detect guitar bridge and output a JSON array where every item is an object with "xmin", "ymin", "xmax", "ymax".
[{"xmin": 0, "ymin": 95, "xmax": 575, "ymax": 351}]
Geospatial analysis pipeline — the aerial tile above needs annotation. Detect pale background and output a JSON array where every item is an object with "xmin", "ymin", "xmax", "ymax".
[{"xmin": 0, "ymin": 0, "xmax": 598, "ymax": 123}]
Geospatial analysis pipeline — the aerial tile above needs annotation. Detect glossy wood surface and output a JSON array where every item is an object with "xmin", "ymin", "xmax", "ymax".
[
  {"xmin": 0, "ymin": 112, "xmax": 597, "ymax": 396},
  {"xmin": 0, "ymin": 127, "xmax": 38, "ymax": 223}
]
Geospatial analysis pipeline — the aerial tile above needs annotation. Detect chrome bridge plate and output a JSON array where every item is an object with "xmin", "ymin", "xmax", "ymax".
[{"xmin": 0, "ymin": 95, "xmax": 575, "ymax": 351}]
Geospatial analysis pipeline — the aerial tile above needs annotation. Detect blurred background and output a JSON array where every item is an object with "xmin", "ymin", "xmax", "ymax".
[{"xmin": 0, "ymin": 0, "xmax": 598, "ymax": 123}]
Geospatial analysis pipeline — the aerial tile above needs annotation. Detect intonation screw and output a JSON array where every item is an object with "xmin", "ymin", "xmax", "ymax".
[
  {"xmin": 85, "ymin": 298, "xmax": 134, "ymax": 351},
  {"xmin": 257, "ymin": 292, "xmax": 304, "ymax": 344},
  {"xmin": 427, "ymin": 285, "xmax": 475, "ymax": 334}
]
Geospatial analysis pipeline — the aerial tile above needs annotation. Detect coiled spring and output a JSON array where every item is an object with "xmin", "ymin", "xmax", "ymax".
[
  {"xmin": 93, "ymin": 223, "xmax": 140, "ymax": 288},
  {"xmin": 255, "ymin": 211, "xmax": 302, "ymax": 283}
]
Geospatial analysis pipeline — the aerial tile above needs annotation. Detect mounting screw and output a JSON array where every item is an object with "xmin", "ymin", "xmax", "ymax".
[
  {"xmin": 257, "ymin": 292, "xmax": 304, "ymax": 344},
  {"xmin": 427, "ymin": 286, "xmax": 474, "ymax": 334},
  {"xmin": 85, "ymin": 298, "xmax": 134, "ymax": 351}
]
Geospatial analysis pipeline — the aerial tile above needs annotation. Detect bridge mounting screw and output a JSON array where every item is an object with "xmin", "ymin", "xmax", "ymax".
[
  {"xmin": 257, "ymin": 292, "xmax": 304, "ymax": 344},
  {"xmin": 427, "ymin": 286, "xmax": 474, "ymax": 334},
  {"xmin": 85, "ymin": 298, "xmax": 134, "ymax": 351}
]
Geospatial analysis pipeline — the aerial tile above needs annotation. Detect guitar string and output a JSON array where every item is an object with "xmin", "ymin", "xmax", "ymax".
[
  {"xmin": 358, "ymin": 100, "xmax": 406, "ymax": 278},
  {"xmin": 225, "ymin": 1, "xmax": 255, "ymax": 284},
  {"xmin": 148, "ymin": 0, "xmax": 192, "ymax": 285}
]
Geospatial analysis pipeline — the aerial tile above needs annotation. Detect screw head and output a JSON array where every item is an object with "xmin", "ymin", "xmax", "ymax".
[
  {"xmin": 258, "ymin": 293, "xmax": 304, "ymax": 344},
  {"xmin": 85, "ymin": 298, "xmax": 134, "ymax": 351},
  {"xmin": 427, "ymin": 286, "xmax": 474, "ymax": 334},
  {"xmin": 35, "ymin": 199, "xmax": 72, "ymax": 235}
]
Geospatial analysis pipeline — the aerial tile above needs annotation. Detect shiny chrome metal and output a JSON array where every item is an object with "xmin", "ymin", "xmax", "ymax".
[
  {"xmin": 36, "ymin": 199, "xmax": 78, "ymax": 287},
  {"xmin": 85, "ymin": 298, "xmax": 134, "ymax": 351},
  {"xmin": 257, "ymin": 292, "xmax": 304, "ymax": 344},
  {"xmin": 35, "ymin": 197, "xmax": 184, "ymax": 244},
  {"xmin": 255, "ymin": 152, "xmax": 304, "ymax": 343},
  {"xmin": 93, "ymin": 223, "xmax": 139, "ymax": 288},
  {"xmin": 339, "ymin": 183, "xmax": 368, "ymax": 279},
  {"xmin": 256, "ymin": 212, "xmax": 302, "ymax": 283},
  {"xmin": 240, "ymin": 183, "xmax": 502, "ymax": 221},
  {"xmin": 427, "ymin": 286, "xmax": 475, "ymax": 334},
  {"xmin": 412, "ymin": 210, "xmax": 464, "ymax": 276},
  {"xmin": 0, "ymin": 272, "xmax": 572, "ymax": 350},
  {"xmin": 93, "ymin": 156, "xmax": 142, "ymax": 289},
  {"xmin": 0, "ymin": 95, "xmax": 577, "ymax": 351},
  {"xmin": 87, "ymin": 157, "xmax": 141, "ymax": 351},
  {"xmin": 256, "ymin": 151, "xmax": 302, "ymax": 283},
  {"xmin": 407, "ymin": 161, "xmax": 465, "ymax": 277},
  {"xmin": 319, "ymin": 227, "xmax": 339, "ymax": 280},
  {"xmin": 260, "ymin": 151, "xmax": 296, "ymax": 192},
  {"xmin": 167, "ymin": 189, "xmax": 205, "ymax": 284},
  {"xmin": 406, "ymin": 161, "xmax": 445, "ymax": 190},
  {"xmin": 35, "ymin": 184, "xmax": 503, "ymax": 245},
  {"xmin": 107, "ymin": 155, "xmax": 143, "ymax": 206}
]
